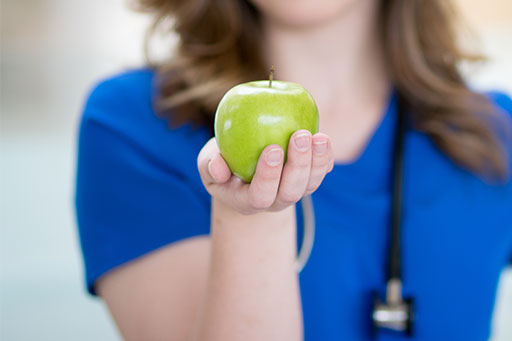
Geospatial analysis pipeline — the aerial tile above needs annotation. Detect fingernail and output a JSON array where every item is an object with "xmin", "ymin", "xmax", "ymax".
[
  {"xmin": 208, "ymin": 160, "xmax": 217, "ymax": 180},
  {"xmin": 294, "ymin": 132, "xmax": 311, "ymax": 152},
  {"xmin": 266, "ymin": 148, "xmax": 283, "ymax": 166},
  {"xmin": 313, "ymin": 140, "xmax": 327, "ymax": 154}
]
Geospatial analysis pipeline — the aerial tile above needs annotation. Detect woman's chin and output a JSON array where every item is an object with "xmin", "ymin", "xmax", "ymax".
[{"xmin": 253, "ymin": 0, "xmax": 361, "ymax": 30}]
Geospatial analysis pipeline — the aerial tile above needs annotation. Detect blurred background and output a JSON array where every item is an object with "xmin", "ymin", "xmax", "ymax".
[{"xmin": 0, "ymin": 0, "xmax": 511, "ymax": 340}]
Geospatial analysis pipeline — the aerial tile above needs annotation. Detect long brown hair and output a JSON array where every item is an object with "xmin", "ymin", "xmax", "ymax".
[{"xmin": 136, "ymin": 0, "xmax": 510, "ymax": 181}]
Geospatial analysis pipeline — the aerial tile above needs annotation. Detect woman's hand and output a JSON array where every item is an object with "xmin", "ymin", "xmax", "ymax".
[{"xmin": 197, "ymin": 130, "xmax": 334, "ymax": 215}]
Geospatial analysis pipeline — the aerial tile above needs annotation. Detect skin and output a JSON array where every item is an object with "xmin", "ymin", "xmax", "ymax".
[{"xmin": 97, "ymin": 0, "xmax": 390, "ymax": 340}]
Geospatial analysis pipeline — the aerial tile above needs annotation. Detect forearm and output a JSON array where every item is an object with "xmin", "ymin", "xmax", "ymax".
[{"xmin": 194, "ymin": 198, "xmax": 303, "ymax": 341}]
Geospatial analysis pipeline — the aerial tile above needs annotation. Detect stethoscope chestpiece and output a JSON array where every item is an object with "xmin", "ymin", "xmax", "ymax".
[{"xmin": 371, "ymin": 279, "xmax": 414, "ymax": 337}]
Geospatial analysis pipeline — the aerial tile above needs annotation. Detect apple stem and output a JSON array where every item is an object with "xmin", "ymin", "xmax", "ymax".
[{"xmin": 269, "ymin": 66, "xmax": 275, "ymax": 88}]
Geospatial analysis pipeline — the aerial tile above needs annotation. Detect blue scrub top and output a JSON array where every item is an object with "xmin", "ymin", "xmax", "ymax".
[{"xmin": 76, "ymin": 69, "xmax": 512, "ymax": 340}]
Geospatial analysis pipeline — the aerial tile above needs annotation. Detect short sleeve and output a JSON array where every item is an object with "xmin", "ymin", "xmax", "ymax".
[{"xmin": 75, "ymin": 73, "xmax": 211, "ymax": 295}]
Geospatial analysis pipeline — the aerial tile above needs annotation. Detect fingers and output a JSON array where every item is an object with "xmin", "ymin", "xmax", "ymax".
[
  {"xmin": 198, "ymin": 139, "xmax": 285, "ymax": 214},
  {"xmin": 273, "ymin": 130, "xmax": 313, "ymax": 208},
  {"xmin": 247, "ymin": 145, "xmax": 285, "ymax": 210},
  {"xmin": 198, "ymin": 132, "xmax": 333, "ymax": 215},
  {"xmin": 197, "ymin": 138, "xmax": 231, "ymax": 186},
  {"xmin": 208, "ymin": 155, "xmax": 231, "ymax": 183},
  {"xmin": 305, "ymin": 133, "xmax": 333, "ymax": 196}
]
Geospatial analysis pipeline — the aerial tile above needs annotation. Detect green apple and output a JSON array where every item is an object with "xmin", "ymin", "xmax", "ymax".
[{"xmin": 214, "ymin": 78, "xmax": 319, "ymax": 183}]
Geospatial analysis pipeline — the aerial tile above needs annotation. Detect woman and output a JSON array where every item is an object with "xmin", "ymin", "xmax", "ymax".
[{"xmin": 76, "ymin": 0, "xmax": 512, "ymax": 340}]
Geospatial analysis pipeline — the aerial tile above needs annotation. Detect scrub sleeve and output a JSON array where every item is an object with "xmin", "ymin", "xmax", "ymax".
[{"xmin": 75, "ymin": 73, "xmax": 211, "ymax": 295}]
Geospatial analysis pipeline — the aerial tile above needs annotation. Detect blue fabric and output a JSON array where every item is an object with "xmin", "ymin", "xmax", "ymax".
[{"xmin": 75, "ymin": 69, "xmax": 512, "ymax": 341}]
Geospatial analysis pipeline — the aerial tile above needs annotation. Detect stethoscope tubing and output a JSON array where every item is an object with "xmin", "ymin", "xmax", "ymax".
[{"xmin": 296, "ymin": 195, "xmax": 315, "ymax": 272}]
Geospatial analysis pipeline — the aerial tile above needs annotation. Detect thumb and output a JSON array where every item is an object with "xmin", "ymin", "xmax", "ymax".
[{"xmin": 208, "ymin": 154, "xmax": 231, "ymax": 184}]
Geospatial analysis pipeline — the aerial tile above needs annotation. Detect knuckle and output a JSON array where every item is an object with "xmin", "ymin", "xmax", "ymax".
[
  {"xmin": 239, "ymin": 207, "xmax": 256, "ymax": 215},
  {"xmin": 312, "ymin": 152, "xmax": 330, "ymax": 166},
  {"xmin": 198, "ymin": 166, "xmax": 212, "ymax": 186},
  {"xmin": 203, "ymin": 184, "xmax": 214, "ymax": 195},
  {"xmin": 199, "ymin": 159, "xmax": 210, "ymax": 174},
  {"xmin": 305, "ymin": 184, "xmax": 320, "ymax": 196},
  {"xmin": 279, "ymin": 191, "xmax": 302, "ymax": 205},
  {"xmin": 316, "ymin": 156, "xmax": 333, "ymax": 173},
  {"xmin": 256, "ymin": 161, "xmax": 281, "ymax": 180},
  {"xmin": 288, "ymin": 156, "xmax": 310, "ymax": 170},
  {"xmin": 248, "ymin": 194, "xmax": 273, "ymax": 210},
  {"xmin": 258, "ymin": 169, "xmax": 280, "ymax": 182}
]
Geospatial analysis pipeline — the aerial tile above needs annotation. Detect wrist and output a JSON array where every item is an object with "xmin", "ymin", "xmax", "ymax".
[
  {"xmin": 210, "ymin": 197, "xmax": 298, "ymax": 271},
  {"xmin": 211, "ymin": 197, "xmax": 296, "ymax": 228}
]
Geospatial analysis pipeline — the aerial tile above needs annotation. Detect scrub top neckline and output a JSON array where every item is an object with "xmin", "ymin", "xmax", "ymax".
[{"xmin": 325, "ymin": 91, "xmax": 398, "ymax": 193}]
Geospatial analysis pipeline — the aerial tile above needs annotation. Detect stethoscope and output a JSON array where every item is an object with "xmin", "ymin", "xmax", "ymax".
[{"xmin": 296, "ymin": 93, "xmax": 414, "ymax": 336}]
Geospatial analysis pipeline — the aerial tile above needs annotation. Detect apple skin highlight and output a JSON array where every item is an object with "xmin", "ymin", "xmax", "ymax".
[{"xmin": 214, "ymin": 80, "xmax": 319, "ymax": 183}]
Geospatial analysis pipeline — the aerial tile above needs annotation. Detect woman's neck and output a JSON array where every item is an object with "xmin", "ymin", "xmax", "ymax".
[
  {"xmin": 262, "ymin": 0, "xmax": 392, "ymax": 162},
  {"xmin": 262, "ymin": 1, "xmax": 390, "ymax": 110}
]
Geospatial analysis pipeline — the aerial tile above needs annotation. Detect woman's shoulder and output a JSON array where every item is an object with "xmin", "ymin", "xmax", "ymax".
[
  {"xmin": 82, "ymin": 68, "xmax": 158, "ymax": 128},
  {"xmin": 79, "ymin": 68, "xmax": 212, "ymax": 181},
  {"xmin": 85, "ymin": 68, "xmax": 154, "ymax": 107}
]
